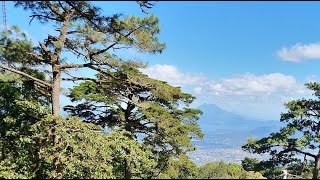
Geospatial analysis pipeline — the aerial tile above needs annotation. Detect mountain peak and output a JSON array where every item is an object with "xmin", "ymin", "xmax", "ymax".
[
  {"xmin": 198, "ymin": 103, "xmax": 226, "ymax": 114},
  {"xmin": 196, "ymin": 103, "xmax": 281, "ymax": 133},
  {"xmin": 198, "ymin": 103, "xmax": 221, "ymax": 109}
]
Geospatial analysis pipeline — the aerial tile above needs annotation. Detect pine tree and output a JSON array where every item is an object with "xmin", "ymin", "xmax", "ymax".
[
  {"xmin": 65, "ymin": 68, "xmax": 203, "ymax": 178},
  {"xmin": 243, "ymin": 82, "xmax": 320, "ymax": 179}
]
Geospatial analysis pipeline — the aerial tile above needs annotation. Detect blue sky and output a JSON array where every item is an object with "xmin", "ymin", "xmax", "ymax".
[{"xmin": 5, "ymin": 1, "xmax": 320, "ymax": 120}]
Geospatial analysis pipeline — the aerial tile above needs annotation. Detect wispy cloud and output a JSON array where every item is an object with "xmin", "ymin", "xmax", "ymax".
[
  {"xmin": 193, "ymin": 73, "xmax": 309, "ymax": 96},
  {"xmin": 277, "ymin": 43, "xmax": 320, "ymax": 62},
  {"xmin": 140, "ymin": 64, "xmax": 207, "ymax": 87}
]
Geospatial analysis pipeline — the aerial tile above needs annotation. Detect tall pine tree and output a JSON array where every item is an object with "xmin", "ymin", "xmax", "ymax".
[{"xmin": 65, "ymin": 68, "xmax": 203, "ymax": 179}]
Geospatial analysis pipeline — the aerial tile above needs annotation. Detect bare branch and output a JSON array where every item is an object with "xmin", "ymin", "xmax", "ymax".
[
  {"xmin": 66, "ymin": 30, "xmax": 82, "ymax": 35},
  {"xmin": 280, "ymin": 146, "xmax": 317, "ymax": 158},
  {"xmin": 34, "ymin": 84, "xmax": 51, "ymax": 96},
  {"xmin": 30, "ymin": 14, "xmax": 60, "ymax": 22},
  {"xmin": 112, "ymin": 46, "xmax": 132, "ymax": 51},
  {"xmin": 66, "ymin": 128, "xmax": 104, "ymax": 133},
  {"xmin": 60, "ymin": 62, "xmax": 117, "ymax": 80},
  {"xmin": 0, "ymin": 64, "xmax": 52, "ymax": 88},
  {"xmin": 59, "ymin": 62, "xmax": 112, "ymax": 69},
  {"xmin": 62, "ymin": 77, "xmax": 110, "ymax": 83},
  {"xmin": 29, "ymin": 15, "xmax": 36, "ymax": 26}
]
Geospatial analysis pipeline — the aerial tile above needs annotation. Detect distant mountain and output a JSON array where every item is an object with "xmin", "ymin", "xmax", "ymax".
[
  {"xmin": 197, "ymin": 103, "xmax": 283, "ymax": 137},
  {"xmin": 188, "ymin": 104, "xmax": 283, "ymax": 165}
]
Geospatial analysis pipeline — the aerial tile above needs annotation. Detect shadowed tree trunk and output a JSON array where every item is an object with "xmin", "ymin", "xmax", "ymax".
[
  {"xmin": 125, "ymin": 148, "xmax": 132, "ymax": 179},
  {"xmin": 313, "ymin": 156, "xmax": 320, "ymax": 179}
]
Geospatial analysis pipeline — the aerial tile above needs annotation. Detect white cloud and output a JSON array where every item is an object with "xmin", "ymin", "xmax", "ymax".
[
  {"xmin": 141, "ymin": 64, "xmax": 313, "ymax": 120},
  {"xmin": 140, "ymin": 64, "xmax": 207, "ymax": 86},
  {"xmin": 194, "ymin": 73, "xmax": 309, "ymax": 96},
  {"xmin": 277, "ymin": 43, "xmax": 320, "ymax": 62},
  {"xmin": 191, "ymin": 73, "xmax": 312, "ymax": 119}
]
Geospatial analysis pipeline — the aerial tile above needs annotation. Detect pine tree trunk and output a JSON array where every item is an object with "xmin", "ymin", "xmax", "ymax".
[
  {"xmin": 51, "ymin": 68, "xmax": 61, "ymax": 117},
  {"xmin": 313, "ymin": 157, "xmax": 320, "ymax": 179},
  {"xmin": 124, "ymin": 102, "xmax": 133, "ymax": 179},
  {"xmin": 50, "ymin": 10, "xmax": 72, "ymax": 117},
  {"xmin": 51, "ymin": 49, "xmax": 62, "ymax": 178},
  {"xmin": 124, "ymin": 149, "xmax": 132, "ymax": 179}
]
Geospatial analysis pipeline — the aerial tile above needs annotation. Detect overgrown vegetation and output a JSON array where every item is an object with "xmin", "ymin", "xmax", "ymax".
[{"xmin": 0, "ymin": 1, "xmax": 319, "ymax": 179}]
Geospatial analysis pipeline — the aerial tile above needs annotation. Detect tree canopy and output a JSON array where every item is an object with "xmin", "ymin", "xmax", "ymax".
[
  {"xmin": 64, "ymin": 67, "xmax": 203, "ymax": 178},
  {"xmin": 5, "ymin": 1, "xmax": 165, "ymax": 117}
]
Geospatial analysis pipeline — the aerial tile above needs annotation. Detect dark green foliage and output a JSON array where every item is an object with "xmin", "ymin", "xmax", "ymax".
[{"xmin": 241, "ymin": 157, "xmax": 259, "ymax": 171}]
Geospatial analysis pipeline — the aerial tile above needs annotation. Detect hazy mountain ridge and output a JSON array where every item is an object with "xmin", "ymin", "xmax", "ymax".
[
  {"xmin": 189, "ymin": 104, "xmax": 283, "ymax": 165},
  {"xmin": 197, "ymin": 103, "xmax": 282, "ymax": 136}
]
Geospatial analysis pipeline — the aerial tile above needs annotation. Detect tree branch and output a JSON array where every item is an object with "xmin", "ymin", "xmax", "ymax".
[
  {"xmin": 112, "ymin": 46, "xmax": 132, "ymax": 51},
  {"xmin": 39, "ymin": 42, "xmax": 52, "ymax": 57},
  {"xmin": 281, "ymin": 147, "xmax": 317, "ymax": 158},
  {"xmin": 34, "ymin": 84, "xmax": 51, "ymax": 96},
  {"xmin": 44, "ymin": 1, "xmax": 63, "ymax": 18},
  {"xmin": 0, "ymin": 64, "xmax": 52, "ymax": 88},
  {"xmin": 66, "ymin": 30, "xmax": 82, "ymax": 35},
  {"xmin": 88, "ymin": 64, "xmax": 116, "ymax": 79},
  {"xmin": 66, "ymin": 128, "xmax": 104, "ymax": 133},
  {"xmin": 90, "ymin": 25, "xmax": 143, "ymax": 58},
  {"xmin": 59, "ymin": 62, "xmax": 111, "ymax": 69},
  {"xmin": 59, "ymin": 62, "xmax": 116, "ymax": 79},
  {"xmin": 62, "ymin": 77, "xmax": 110, "ymax": 83},
  {"xmin": 27, "ymin": 52, "xmax": 51, "ymax": 64},
  {"xmin": 57, "ymin": 1, "xmax": 68, "ymax": 14},
  {"xmin": 30, "ymin": 14, "xmax": 60, "ymax": 22}
]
